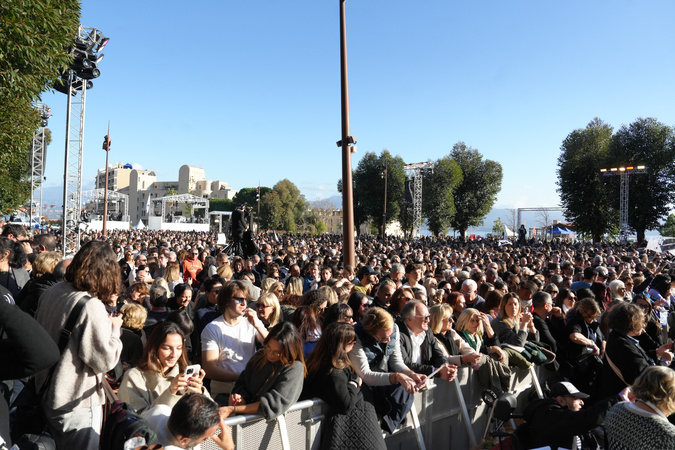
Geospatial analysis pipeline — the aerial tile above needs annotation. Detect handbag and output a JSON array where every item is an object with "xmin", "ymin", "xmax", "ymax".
[
  {"xmin": 10, "ymin": 296, "xmax": 89, "ymax": 441},
  {"xmin": 520, "ymin": 342, "xmax": 548, "ymax": 365}
]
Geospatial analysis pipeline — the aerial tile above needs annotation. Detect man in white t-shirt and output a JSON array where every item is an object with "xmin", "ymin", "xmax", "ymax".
[
  {"xmin": 201, "ymin": 280, "xmax": 268, "ymax": 403},
  {"xmin": 143, "ymin": 394, "xmax": 233, "ymax": 450}
]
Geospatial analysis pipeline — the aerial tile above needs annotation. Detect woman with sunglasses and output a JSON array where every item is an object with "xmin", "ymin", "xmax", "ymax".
[
  {"xmin": 302, "ymin": 322, "xmax": 386, "ymax": 450},
  {"xmin": 223, "ymin": 322, "xmax": 306, "ymax": 421},
  {"xmin": 634, "ymin": 293, "xmax": 664, "ymax": 346},
  {"xmin": 255, "ymin": 292, "xmax": 281, "ymax": 330}
]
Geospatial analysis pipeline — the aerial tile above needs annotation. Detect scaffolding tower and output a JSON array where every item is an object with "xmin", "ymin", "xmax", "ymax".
[
  {"xmin": 404, "ymin": 161, "xmax": 433, "ymax": 236},
  {"xmin": 29, "ymin": 103, "xmax": 50, "ymax": 227},
  {"xmin": 62, "ymin": 71, "xmax": 88, "ymax": 255},
  {"xmin": 601, "ymin": 165, "xmax": 647, "ymax": 242}
]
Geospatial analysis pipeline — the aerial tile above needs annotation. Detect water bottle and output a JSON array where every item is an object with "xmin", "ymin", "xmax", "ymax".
[{"xmin": 658, "ymin": 307, "xmax": 669, "ymax": 327}]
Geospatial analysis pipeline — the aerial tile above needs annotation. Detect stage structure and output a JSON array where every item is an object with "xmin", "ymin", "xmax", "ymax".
[
  {"xmin": 80, "ymin": 189, "xmax": 129, "ymax": 231},
  {"xmin": 601, "ymin": 165, "xmax": 647, "ymax": 242},
  {"xmin": 404, "ymin": 161, "xmax": 433, "ymax": 237},
  {"xmin": 57, "ymin": 25, "xmax": 109, "ymax": 255},
  {"xmin": 148, "ymin": 194, "xmax": 210, "ymax": 231},
  {"xmin": 28, "ymin": 103, "xmax": 51, "ymax": 226}
]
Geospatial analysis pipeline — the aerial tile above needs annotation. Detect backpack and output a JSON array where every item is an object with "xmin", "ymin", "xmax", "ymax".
[{"xmin": 100, "ymin": 401, "xmax": 159, "ymax": 450}]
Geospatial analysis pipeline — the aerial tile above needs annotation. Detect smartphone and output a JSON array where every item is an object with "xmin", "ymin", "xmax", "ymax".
[{"xmin": 178, "ymin": 364, "xmax": 201, "ymax": 395}]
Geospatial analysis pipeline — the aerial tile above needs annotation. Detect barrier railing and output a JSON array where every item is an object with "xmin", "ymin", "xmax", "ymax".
[{"xmin": 203, "ymin": 363, "xmax": 552, "ymax": 450}]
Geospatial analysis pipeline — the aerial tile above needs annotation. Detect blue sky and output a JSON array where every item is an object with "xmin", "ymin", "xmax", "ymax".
[{"xmin": 38, "ymin": 0, "xmax": 675, "ymax": 213}]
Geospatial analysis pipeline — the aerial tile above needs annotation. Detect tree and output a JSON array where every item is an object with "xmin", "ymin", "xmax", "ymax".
[
  {"xmin": 492, "ymin": 218, "xmax": 506, "ymax": 235},
  {"xmin": 659, "ymin": 214, "xmax": 675, "ymax": 238},
  {"xmin": 209, "ymin": 198, "xmax": 234, "ymax": 212},
  {"xmin": 260, "ymin": 190, "xmax": 283, "ymax": 231},
  {"xmin": 449, "ymin": 142, "xmax": 503, "ymax": 238},
  {"xmin": 315, "ymin": 220, "xmax": 327, "ymax": 234},
  {"xmin": 349, "ymin": 149, "xmax": 406, "ymax": 233},
  {"xmin": 259, "ymin": 179, "xmax": 307, "ymax": 232},
  {"xmin": 0, "ymin": 1, "xmax": 80, "ymax": 213},
  {"xmin": 557, "ymin": 118, "xmax": 616, "ymax": 242},
  {"xmin": 232, "ymin": 186, "xmax": 271, "ymax": 208},
  {"xmin": 607, "ymin": 117, "xmax": 675, "ymax": 243},
  {"xmin": 422, "ymin": 156, "xmax": 462, "ymax": 236}
]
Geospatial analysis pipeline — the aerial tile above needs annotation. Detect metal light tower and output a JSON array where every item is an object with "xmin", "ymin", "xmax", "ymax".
[
  {"xmin": 57, "ymin": 25, "xmax": 109, "ymax": 255},
  {"xmin": 404, "ymin": 161, "xmax": 433, "ymax": 237},
  {"xmin": 600, "ymin": 165, "xmax": 647, "ymax": 242},
  {"xmin": 29, "ymin": 103, "xmax": 50, "ymax": 229}
]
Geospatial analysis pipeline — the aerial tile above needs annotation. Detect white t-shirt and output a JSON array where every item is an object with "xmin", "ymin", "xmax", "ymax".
[{"xmin": 201, "ymin": 315, "xmax": 258, "ymax": 395}]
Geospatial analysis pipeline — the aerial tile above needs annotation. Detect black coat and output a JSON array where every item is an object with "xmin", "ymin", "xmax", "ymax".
[
  {"xmin": 301, "ymin": 367, "xmax": 385, "ymax": 450},
  {"xmin": 522, "ymin": 395, "xmax": 619, "ymax": 450},
  {"xmin": 533, "ymin": 313, "xmax": 557, "ymax": 354},
  {"xmin": 602, "ymin": 330, "xmax": 654, "ymax": 398}
]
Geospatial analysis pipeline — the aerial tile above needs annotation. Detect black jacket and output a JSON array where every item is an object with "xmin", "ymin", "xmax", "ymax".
[
  {"xmin": 396, "ymin": 319, "xmax": 447, "ymax": 375},
  {"xmin": 522, "ymin": 395, "xmax": 619, "ymax": 450},
  {"xmin": 602, "ymin": 330, "xmax": 654, "ymax": 397}
]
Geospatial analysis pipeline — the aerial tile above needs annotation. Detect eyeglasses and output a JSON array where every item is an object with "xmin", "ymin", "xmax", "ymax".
[
  {"xmin": 256, "ymin": 303, "xmax": 271, "ymax": 309},
  {"xmin": 345, "ymin": 314, "xmax": 354, "ymax": 320},
  {"xmin": 211, "ymin": 288, "xmax": 221, "ymax": 294},
  {"xmin": 418, "ymin": 315, "xmax": 431, "ymax": 322},
  {"xmin": 232, "ymin": 296, "xmax": 247, "ymax": 304},
  {"xmin": 265, "ymin": 345, "xmax": 282, "ymax": 357}
]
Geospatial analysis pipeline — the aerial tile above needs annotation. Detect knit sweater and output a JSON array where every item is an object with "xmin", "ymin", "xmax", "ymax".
[
  {"xmin": 35, "ymin": 281, "xmax": 122, "ymax": 410},
  {"xmin": 231, "ymin": 353, "xmax": 305, "ymax": 420},
  {"xmin": 605, "ymin": 402, "xmax": 675, "ymax": 450},
  {"xmin": 118, "ymin": 365, "xmax": 182, "ymax": 414}
]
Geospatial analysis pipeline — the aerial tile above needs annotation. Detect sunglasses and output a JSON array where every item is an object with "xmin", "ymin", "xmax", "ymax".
[{"xmin": 232, "ymin": 296, "xmax": 246, "ymax": 304}]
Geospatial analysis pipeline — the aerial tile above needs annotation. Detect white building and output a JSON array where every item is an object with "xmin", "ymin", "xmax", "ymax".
[{"xmin": 122, "ymin": 164, "xmax": 237, "ymax": 225}]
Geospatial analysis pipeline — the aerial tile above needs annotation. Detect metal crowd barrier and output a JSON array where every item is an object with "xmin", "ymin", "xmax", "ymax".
[{"xmin": 202, "ymin": 364, "xmax": 551, "ymax": 450}]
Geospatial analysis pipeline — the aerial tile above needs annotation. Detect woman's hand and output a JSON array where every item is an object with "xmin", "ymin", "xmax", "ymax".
[
  {"xmin": 186, "ymin": 368, "xmax": 206, "ymax": 394},
  {"xmin": 169, "ymin": 373, "xmax": 188, "ymax": 395},
  {"xmin": 463, "ymin": 352, "xmax": 482, "ymax": 366},
  {"xmin": 489, "ymin": 346, "xmax": 506, "ymax": 363},
  {"xmin": 439, "ymin": 363, "xmax": 458, "ymax": 382},
  {"xmin": 229, "ymin": 393, "xmax": 246, "ymax": 407},
  {"xmin": 657, "ymin": 342, "xmax": 674, "ymax": 363}
]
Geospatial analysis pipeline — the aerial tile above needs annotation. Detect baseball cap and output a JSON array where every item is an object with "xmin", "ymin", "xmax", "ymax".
[{"xmin": 550, "ymin": 381, "xmax": 589, "ymax": 399}]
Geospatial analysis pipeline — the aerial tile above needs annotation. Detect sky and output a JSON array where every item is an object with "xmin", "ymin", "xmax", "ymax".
[{"xmin": 37, "ymin": 0, "xmax": 675, "ymax": 216}]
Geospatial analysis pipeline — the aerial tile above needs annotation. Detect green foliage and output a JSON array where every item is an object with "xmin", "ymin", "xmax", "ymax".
[
  {"xmin": 492, "ymin": 218, "xmax": 506, "ymax": 234},
  {"xmin": 0, "ymin": 98, "xmax": 39, "ymax": 213},
  {"xmin": 449, "ymin": 142, "xmax": 503, "ymax": 238},
  {"xmin": 557, "ymin": 118, "xmax": 616, "ymax": 242},
  {"xmin": 422, "ymin": 156, "xmax": 463, "ymax": 236},
  {"xmin": 232, "ymin": 187, "xmax": 271, "ymax": 208},
  {"xmin": 260, "ymin": 190, "xmax": 283, "ymax": 230},
  {"xmin": 315, "ymin": 220, "xmax": 327, "ymax": 234},
  {"xmin": 607, "ymin": 117, "xmax": 675, "ymax": 242},
  {"xmin": 0, "ymin": 1, "xmax": 81, "ymax": 101},
  {"xmin": 0, "ymin": 1, "xmax": 80, "ymax": 213},
  {"xmin": 351, "ymin": 149, "xmax": 406, "ymax": 232},
  {"xmin": 209, "ymin": 198, "xmax": 234, "ymax": 212},
  {"xmin": 659, "ymin": 214, "xmax": 675, "ymax": 238},
  {"xmin": 259, "ymin": 180, "xmax": 306, "ymax": 232}
]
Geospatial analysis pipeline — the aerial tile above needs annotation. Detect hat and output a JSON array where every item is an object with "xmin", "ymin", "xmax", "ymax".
[
  {"xmin": 358, "ymin": 265, "xmax": 378, "ymax": 277},
  {"xmin": 550, "ymin": 382, "xmax": 589, "ymax": 399}
]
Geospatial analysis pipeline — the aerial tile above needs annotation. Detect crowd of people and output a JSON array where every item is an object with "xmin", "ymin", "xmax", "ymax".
[{"xmin": 2, "ymin": 222, "xmax": 675, "ymax": 449}]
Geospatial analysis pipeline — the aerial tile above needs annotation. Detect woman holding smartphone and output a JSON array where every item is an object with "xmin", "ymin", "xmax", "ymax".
[{"xmin": 119, "ymin": 321, "xmax": 206, "ymax": 413}]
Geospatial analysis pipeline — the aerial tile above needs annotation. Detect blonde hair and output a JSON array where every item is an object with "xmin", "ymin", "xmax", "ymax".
[
  {"xmin": 217, "ymin": 263, "xmax": 233, "ymax": 280},
  {"xmin": 361, "ymin": 307, "xmax": 394, "ymax": 334},
  {"xmin": 456, "ymin": 308, "xmax": 483, "ymax": 337},
  {"xmin": 632, "ymin": 366, "xmax": 675, "ymax": 415},
  {"xmin": 120, "ymin": 302, "xmax": 147, "ymax": 330},
  {"xmin": 257, "ymin": 293, "xmax": 281, "ymax": 328},
  {"xmin": 318, "ymin": 286, "xmax": 338, "ymax": 306},
  {"xmin": 429, "ymin": 304, "xmax": 453, "ymax": 334},
  {"xmin": 33, "ymin": 251, "xmax": 61, "ymax": 277},
  {"xmin": 163, "ymin": 264, "xmax": 180, "ymax": 283}
]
